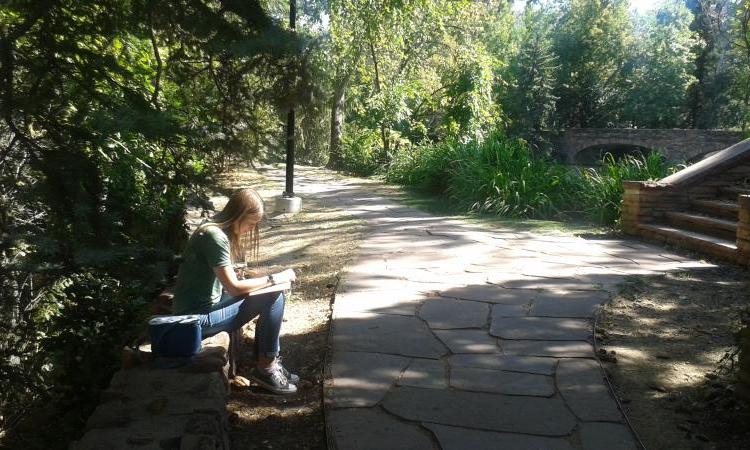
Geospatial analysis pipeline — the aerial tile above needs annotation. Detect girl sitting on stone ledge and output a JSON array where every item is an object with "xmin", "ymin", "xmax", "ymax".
[{"xmin": 171, "ymin": 188, "xmax": 298, "ymax": 394}]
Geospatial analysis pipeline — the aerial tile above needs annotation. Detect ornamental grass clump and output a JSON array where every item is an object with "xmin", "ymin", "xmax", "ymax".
[
  {"xmin": 574, "ymin": 151, "xmax": 677, "ymax": 225},
  {"xmin": 447, "ymin": 133, "xmax": 573, "ymax": 218}
]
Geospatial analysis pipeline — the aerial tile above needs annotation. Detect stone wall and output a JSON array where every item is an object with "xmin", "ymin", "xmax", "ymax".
[
  {"xmin": 621, "ymin": 181, "xmax": 686, "ymax": 235},
  {"xmin": 69, "ymin": 332, "xmax": 231, "ymax": 450}
]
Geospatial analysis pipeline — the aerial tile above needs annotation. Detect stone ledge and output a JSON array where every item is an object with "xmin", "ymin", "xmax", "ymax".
[{"xmin": 70, "ymin": 332, "xmax": 231, "ymax": 450}]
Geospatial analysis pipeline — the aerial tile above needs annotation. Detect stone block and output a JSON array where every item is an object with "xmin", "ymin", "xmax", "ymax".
[
  {"xmin": 425, "ymin": 423, "xmax": 574, "ymax": 450},
  {"xmin": 332, "ymin": 311, "xmax": 447, "ymax": 358},
  {"xmin": 328, "ymin": 408, "xmax": 435, "ymax": 450},
  {"xmin": 418, "ymin": 298, "xmax": 489, "ymax": 329},
  {"xmin": 434, "ymin": 329, "xmax": 500, "ymax": 354},
  {"xmin": 557, "ymin": 359, "xmax": 622, "ymax": 422},
  {"xmin": 397, "ymin": 359, "xmax": 447, "ymax": 390},
  {"xmin": 439, "ymin": 284, "xmax": 535, "ymax": 304},
  {"xmin": 382, "ymin": 386, "xmax": 577, "ymax": 436},
  {"xmin": 450, "ymin": 366, "xmax": 555, "ymax": 396},
  {"xmin": 490, "ymin": 317, "xmax": 591, "ymax": 340},
  {"xmin": 449, "ymin": 354, "xmax": 556, "ymax": 375},
  {"xmin": 580, "ymin": 422, "xmax": 637, "ymax": 450},
  {"xmin": 500, "ymin": 340, "xmax": 594, "ymax": 358},
  {"xmin": 327, "ymin": 351, "xmax": 410, "ymax": 408}
]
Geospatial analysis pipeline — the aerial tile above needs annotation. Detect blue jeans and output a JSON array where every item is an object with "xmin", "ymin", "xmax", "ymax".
[{"xmin": 199, "ymin": 291, "xmax": 285, "ymax": 359}]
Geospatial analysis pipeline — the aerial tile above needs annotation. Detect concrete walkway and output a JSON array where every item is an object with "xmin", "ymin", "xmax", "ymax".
[{"xmin": 265, "ymin": 166, "xmax": 714, "ymax": 450}]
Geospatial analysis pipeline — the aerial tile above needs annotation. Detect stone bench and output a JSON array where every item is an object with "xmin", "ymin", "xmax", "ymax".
[{"xmin": 70, "ymin": 332, "xmax": 231, "ymax": 450}]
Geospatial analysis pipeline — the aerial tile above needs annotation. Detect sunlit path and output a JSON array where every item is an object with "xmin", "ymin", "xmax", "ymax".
[{"xmin": 265, "ymin": 165, "xmax": 716, "ymax": 450}]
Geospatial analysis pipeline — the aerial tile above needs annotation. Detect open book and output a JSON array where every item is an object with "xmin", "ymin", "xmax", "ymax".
[{"xmin": 247, "ymin": 281, "xmax": 292, "ymax": 296}]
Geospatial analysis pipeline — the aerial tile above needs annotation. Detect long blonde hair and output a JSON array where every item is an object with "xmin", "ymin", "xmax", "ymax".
[{"xmin": 195, "ymin": 188, "xmax": 264, "ymax": 263}]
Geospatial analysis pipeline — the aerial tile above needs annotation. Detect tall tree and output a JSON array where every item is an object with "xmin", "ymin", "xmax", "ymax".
[
  {"xmin": 623, "ymin": 0, "xmax": 699, "ymax": 128},
  {"xmin": 503, "ymin": 2, "xmax": 559, "ymax": 137},
  {"xmin": 685, "ymin": 0, "xmax": 735, "ymax": 128},
  {"xmin": 552, "ymin": 0, "xmax": 633, "ymax": 128},
  {"xmin": 729, "ymin": 0, "xmax": 750, "ymax": 130}
]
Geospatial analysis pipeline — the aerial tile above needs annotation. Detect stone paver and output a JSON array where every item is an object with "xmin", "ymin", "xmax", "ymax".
[
  {"xmin": 328, "ymin": 351, "xmax": 410, "ymax": 408},
  {"xmin": 501, "ymin": 277, "xmax": 602, "ymax": 291},
  {"xmin": 490, "ymin": 317, "xmax": 591, "ymax": 340},
  {"xmin": 333, "ymin": 289, "xmax": 426, "ymax": 316},
  {"xmin": 450, "ymin": 366, "xmax": 555, "ymax": 396},
  {"xmin": 557, "ymin": 358, "xmax": 623, "ymax": 422},
  {"xmin": 273, "ymin": 167, "xmax": 706, "ymax": 449},
  {"xmin": 529, "ymin": 290, "xmax": 610, "ymax": 318},
  {"xmin": 500, "ymin": 339, "xmax": 594, "ymax": 358},
  {"xmin": 580, "ymin": 422, "xmax": 638, "ymax": 450},
  {"xmin": 491, "ymin": 302, "xmax": 530, "ymax": 317},
  {"xmin": 397, "ymin": 358, "xmax": 448, "ymax": 390},
  {"xmin": 449, "ymin": 354, "xmax": 556, "ymax": 375},
  {"xmin": 433, "ymin": 329, "xmax": 500, "ymax": 354},
  {"xmin": 329, "ymin": 408, "xmax": 435, "ymax": 450},
  {"xmin": 425, "ymin": 423, "xmax": 575, "ymax": 450},
  {"xmin": 440, "ymin": 284, "xmax": 535, "ymax": 304},
  {"xmin": 418, "ymin": 298, "xmax": 489, "ymax": 329},
  {"xmin": 382, "ymin": 386, "xmax": 577, "ymax": 436},
  {"xmin": 333, "ymin": 311, "xmax": 446, "ymax": 358}
]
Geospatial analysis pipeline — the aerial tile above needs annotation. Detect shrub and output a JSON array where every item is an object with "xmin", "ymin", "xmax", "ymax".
[
  {"xmin": 337, "ymin": 128, "xmax": 382, "ymax": 176},
  {"xmin": 387, "ymin": 141, "xmax": 457, "ymax": 194}
]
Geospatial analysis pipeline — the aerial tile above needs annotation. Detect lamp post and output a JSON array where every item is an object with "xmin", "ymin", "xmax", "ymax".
[{"xmin": 276, "ymin": 0, "xmax": 301, "ymax": 213}]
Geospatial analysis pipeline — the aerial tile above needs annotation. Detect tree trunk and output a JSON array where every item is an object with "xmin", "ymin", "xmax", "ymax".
[
  {"xmin": 367, "ymin": 38, "xmax": 390, "ymax": 165},
  {"xmin": 328, "ymin": 75, "xmax": 347, "ymax": 169}
]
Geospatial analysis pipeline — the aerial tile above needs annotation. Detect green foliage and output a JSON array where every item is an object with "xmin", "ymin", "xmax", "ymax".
[
  {"xmin": 573, "ymin": 152, "xmax": 677, "ymax": 225},
  {"xmin": 4, "ymin": 0, "xmax": 750, "ymax": 443},
  {"xmin": 446, "ymin": 134, "xmax": 572, "ymax": 218},
  {"xmin": 389, "ymin": 133, "xmax": 573, "ymax": 218},
  {"xmin": 387, "ymin": 141, "xmax": 457, "ymax": 193},
  {"xmin": 337, "ymin": 127, "xmax": 382, "ymax": 176},
  {"xmin": 0, "ymin": 0, "xmax": 305, "ymax": 445},
  {"xmin": 502, "ymin": 3, "xmax": 559, "ymax": 136},
  {"xmin": 552, "ymin": 0, "xmax": 633, "ymax": 127},
  {"xmin": 622, "ymin": 1, "xmax": 698, "ymax": 128},
  {"xmin": 387, "ymin": 133, "xmax": 680, "ymax": 227}
]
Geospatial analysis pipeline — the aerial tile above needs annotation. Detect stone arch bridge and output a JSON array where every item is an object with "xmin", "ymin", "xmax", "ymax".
[{"xmin": 544, "ymin": 128, "xmax": 744, "ymax": 165}]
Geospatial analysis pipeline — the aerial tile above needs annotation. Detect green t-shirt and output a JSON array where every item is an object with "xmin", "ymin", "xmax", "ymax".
[{"xmin": 172, "ymin": 225, "xmax": 231, "ymax": 314}]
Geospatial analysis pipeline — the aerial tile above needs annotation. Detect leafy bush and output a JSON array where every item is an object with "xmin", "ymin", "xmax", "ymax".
[
  {"xmin": 337, "ymin": 128, "xmax": 382, "ymax": 176},
  {"xmin": 387, "ymin": 141, "xmax": 457, "ymax": 193},
  {"xmin": 1, "ymin": 271, "xmax": 152, "ymax": 448}
]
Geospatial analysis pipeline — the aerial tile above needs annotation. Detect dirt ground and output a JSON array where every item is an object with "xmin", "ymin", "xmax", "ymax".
[
  {"xmin": 214, "ymin": 167, "xmax": 365, "ymax": 450},
  {"xmin": 598, "ymin": 255, "xmax": 750, "ymax": 450}
]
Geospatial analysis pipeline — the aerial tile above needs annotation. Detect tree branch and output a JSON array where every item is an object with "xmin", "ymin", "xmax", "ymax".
[{"xmin": 148, "ymin": 3, "xmax": 163, "ymax": 110}]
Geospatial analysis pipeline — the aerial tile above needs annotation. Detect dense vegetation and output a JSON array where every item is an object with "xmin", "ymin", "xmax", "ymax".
[
  {"xmin": 0, "ymin": 0, "xmax": 306, "ymax": 445},
  {"xmin": 387, "ymin": 134, "xmax": 676, "ymax": 224},
  {"xmin": 2, "ymin": 0, "xmax": 749, "ymax": 447}
]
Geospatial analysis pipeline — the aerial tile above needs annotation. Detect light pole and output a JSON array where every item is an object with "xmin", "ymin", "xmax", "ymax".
[{"xmin": 276, "ymin": 0, "xmax": 301, "ymax": 213}]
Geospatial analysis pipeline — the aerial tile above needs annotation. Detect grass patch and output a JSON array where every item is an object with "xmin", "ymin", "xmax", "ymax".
[{"xmin": 393, "ymin": 184, "xmax": 609, "ymax": 236}]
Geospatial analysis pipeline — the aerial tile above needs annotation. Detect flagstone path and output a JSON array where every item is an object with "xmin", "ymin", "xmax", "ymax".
[{"xmin": 264, "ymin": 166, "xmax": 714, "ymax": 450}]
